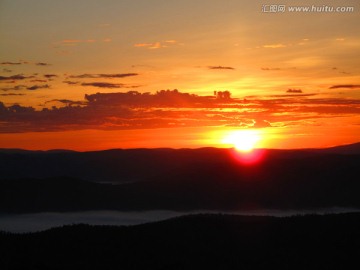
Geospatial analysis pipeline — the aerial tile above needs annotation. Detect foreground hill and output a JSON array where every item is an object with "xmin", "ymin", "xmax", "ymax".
[{"xmin": 1, "ymin": 213, "xmax": 360, "ymax": 269}]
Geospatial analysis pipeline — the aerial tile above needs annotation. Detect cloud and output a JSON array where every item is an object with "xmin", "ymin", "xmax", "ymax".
[
  {"xmin": 45, "ymin": 99, "xmax": 86, "ymax": 106},
  {"xmin": 44, "ymin": 74, "xmax": 58, "ymax": 79},
  {"xmin": 329, "ymin": 84, "xmax": 360, "ymax": 89},
  {"xmin": 1, "ymin": 90, "xmax": 360, "ymax": 133},
  {"xmin": 0, "ymin": 93, "xmax": 25, "ymax": 96},
  {"xmin": 263, "ymin": 44, "xmax": 287, "ymax": 48},
  {"xmin": 0, "ymin": 85, "xmax": 27, "ymax": 91},
  {"xmin": 252, "ymin": 120, "xmax": 272, "ymax": 128},
  {"xmin": 1, "ymin": 62, "xmax": 22, "ymax": 65},
  {"xmin": 69, "ymin": 73, "xmax": 138, "ymax": 79},
  {"xmin": 61, "ymin": 39, "xmax": 96, "ymax": 44},
  {"xmin": 208, "ymin": 66, "xmax": 235, "ymax": 70},
  {"xmin": 27, "ymin": 84, "xmax": 50, "ymax": 91},
  {"xmin": 2, "ymin": 68, "xmax": 12, "ymax": 73},
  {"xmin": 134, "ymin": 40, "xmax": 178, "ymax": 49},
  {"xmin": 134, "ymin": 42, "xmax": 162, "ymax": 49},
  {"xmin": 286, "ymin": 89, "xmax": 303, "ymax": 93},
  {"xmin": 63, "ymin": 80, "xmax": 79, "ymax": 85},
  {"xmin": 0, "ymin": 74, "xmax": 33, "ymax": 81},
  {"xmin": 134, "ymin": 43, "xmax": 153, "ymax": 47},
  {"xmin": 30, "ymin": 79, "xmax": 48, "ymax": 83},
  {"xmin": 1, "ymin": 61, "xmax": 53, "ymax": 67},
  {"xmin": 81, "ymin": 82, "xmax": 125, "ymax": 88},
  {"xmin": 269, "ymin": 94, "xmax": 316, "ymax": 98},
  {"xmin": 36, "ymin": 62, "xmax": 51, "ymax": 66},
  {"xmin": 261, "ymin": 67, "xmax": 281, "ymax": 71}
]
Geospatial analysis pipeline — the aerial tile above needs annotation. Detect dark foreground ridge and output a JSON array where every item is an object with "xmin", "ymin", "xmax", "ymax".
[{"xmin": 1, "ymin": 213, "xmax": 360, "ymax": 270}]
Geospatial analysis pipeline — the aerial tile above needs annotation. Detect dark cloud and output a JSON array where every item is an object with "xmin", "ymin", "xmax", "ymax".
[
  {"xmin": 2, "ymin": 68, "xmax": 12, "ymax": 73},
  {"xmin": 208, "ymin": 66, "xmax": 235, "ymax": 70},
  {"xmin": 1, "ymin": 85, "xmax": 27, "ymax": 91},
  {"xmin": 69, "ymin": 73, "xmax": 138, "ymax": 79},
  {"xmin": 329, "ymin": 84, "xmax": 360, "ymax": 89},
  {"xmin": 27, "ymin": 84, "xmax": 50, "ymax": 91},
  {"xmin": 44, "ymin": 74, "xmax": 58, "ymax": 79},
  {"xmin": 286, "ymin": 89, "xmax": 303, "ymax": 93},
  {"xmin": 1, "ymin": 62, "xmax": 22, "ymax": 65},
  {"xmin": 63, "ymin": 80, "xmax": 79, "ymax": 85},
  {"xmin": 36, "ymin": 62, "xmax": 51, "ymax": 66},
  {"xmin": 1, "ymin": 90, "xmax": 360, "ymax": 133},
  {"xmin": 0, "ymin": 74, "xmax": 33, "ymax": 81},
  {"xmin": 81, "ymin": 82, "xmax": 125, "ymax": 88},
  {"xmin": 0, "ymin": 93, "xmax": 25, "ymax": 96},
  {"xmin": 30, "ymin": 79, "xmax": 48, "ymax": 83},
  {"xmin": 45, "ymin": 99, "xmax": 86, "ymax": 106}
]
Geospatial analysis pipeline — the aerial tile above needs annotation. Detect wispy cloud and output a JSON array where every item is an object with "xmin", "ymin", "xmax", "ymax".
[
  {"xmin": 44, "ymin": 74, "xmax": 58, "ymax": 79},
  {"xmin": 30, "ymin": 79, "xmax": 48, "ymax": 83},
  {"xmin": 1, "ymin": 61, "xmax": 52, "ymax": 66},
  {"xmin": 36, "ymin": 62, "xmax": 51, "ymax": 66},
  {"xmin": 81, "ymin": 82, "xmax": 125, "ymax": 88},
  {"xmin": 0, "ymin": 74, "xmax": 34, "ymax": 81},
  {"xmin": 263, "ymin": 44, "xmax": 287, "ymax": 48},
  {"xmin": 261, "ymin": 67, "xmax": 281, "ymax": 71},
  {"xmin": 0, "ymin": 85, "xmax": 27, "ymax": 91},
  {"xmin": 1, "ymin": 62, "xmax": 22, "ymax": 65},
  {"xmin": 27, "ymin": 84, "xmax": 50, "ymax": 91},
  {"xmin": 0, "ymin": 93, "xmax": 26, "ymax": 96},
  {"xmin": 286, "ymin": 89, "xmax": 303, "ymax": 93},
  {"xmin": 63, "ymin": 80, "xmax": 80, "ymax": 85},
  {"xmin": 45, "ymin": 99, "xmax": 86, "ymax": 106},
  {"xmin": 134, "ymin": 43, "xmax": 153, "ymax": 48},
  {"xmin": 69, "ymin": 73, "xmax": 138, "ymax": 79},
  {"xmin": 134, "ymin": 40, "xmax": 179, "ymax": 49},
  {"xmin": 208, "ymin": 66, "xmax": 235, "ymax": 70},
  {"xmin": 329, "ymin": 84, "xmax": 360, "ymax": 89},
  {"xmin": 61, "ymin": 39, "xmax": 96, "ymax": 44}
]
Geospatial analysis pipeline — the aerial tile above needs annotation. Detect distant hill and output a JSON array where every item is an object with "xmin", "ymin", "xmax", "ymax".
[
  {"xmin": 1, "ymin": 213, "xmax": 360, "ymax": 269},
  {"xmin": 312, "ymin": 142, "xmax": 360, "ymax": 155},
  {"xmin": 1, "ymin": 149, "xmax": 360, "ymax": 213},
  {"xmin": 1, "ymin": 142, "xmax": 360, "ymax": 182},
  {"xmin": 1, "ymin": 143, "xmax": 360, "ymax": 213}
]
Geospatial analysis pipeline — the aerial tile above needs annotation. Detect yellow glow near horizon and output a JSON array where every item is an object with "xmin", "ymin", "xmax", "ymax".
[{"xmin": 221, "ymin": 130, "xmax": 262, "ymax": 152}]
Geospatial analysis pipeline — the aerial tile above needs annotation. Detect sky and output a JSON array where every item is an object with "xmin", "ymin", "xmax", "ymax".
[{"xmin": 0, "ymin": 0, "xmax": 359, "ymax": 150}]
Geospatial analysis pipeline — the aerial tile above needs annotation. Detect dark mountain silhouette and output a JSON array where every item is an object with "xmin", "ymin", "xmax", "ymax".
[
  {"xmin": 1, "ymin": 213, "xmax": 360, "ymax": 269},
  {"xmin": 1, "ymin": 144, "xmax": 360, "ymax": 213},
  {"xmin": 1, "ymin": 142, "xmax": 360, "ymax": 182}
]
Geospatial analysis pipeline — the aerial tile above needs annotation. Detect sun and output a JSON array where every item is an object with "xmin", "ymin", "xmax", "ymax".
[{"xmin": 222, "ymin": 130, "xmax": 261, "ymax": 152}]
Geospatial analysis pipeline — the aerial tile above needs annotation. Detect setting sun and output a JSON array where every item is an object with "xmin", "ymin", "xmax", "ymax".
[{"xmin": 222, "ymin": 130, "xmax": 261, "ymax": 152}]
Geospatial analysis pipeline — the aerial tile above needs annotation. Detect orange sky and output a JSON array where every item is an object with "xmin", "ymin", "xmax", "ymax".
[{"xmin": 1, "ymin": 0, "xmax": 359, "ymax": 150}]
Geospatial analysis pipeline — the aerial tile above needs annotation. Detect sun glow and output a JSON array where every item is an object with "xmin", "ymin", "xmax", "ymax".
[{"xmin": 222, "ymin": 130, "xmax": 261, "ymax": 152}]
